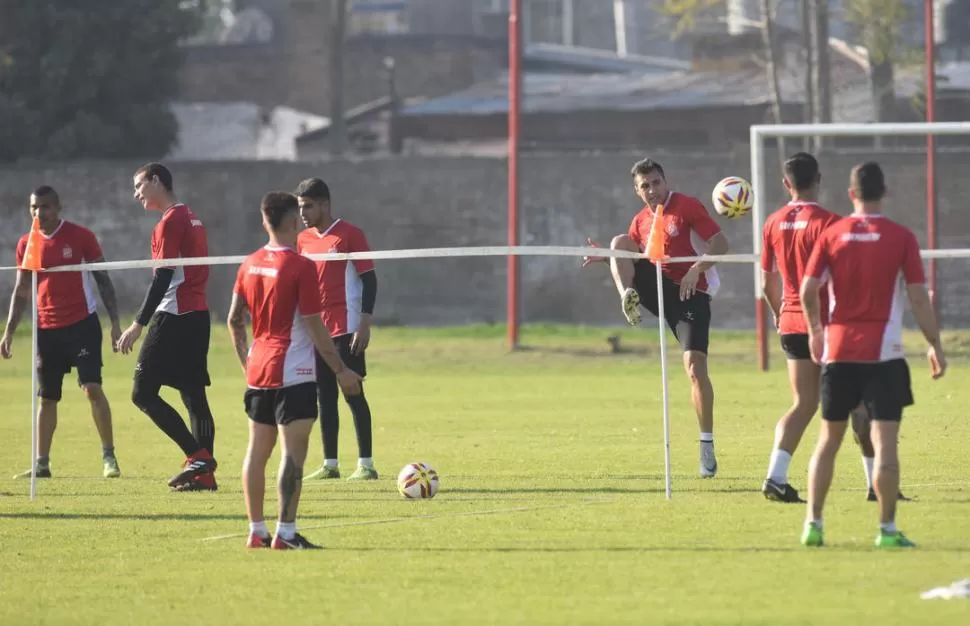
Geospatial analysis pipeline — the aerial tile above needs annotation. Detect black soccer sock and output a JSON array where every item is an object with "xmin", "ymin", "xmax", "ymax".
[
  {"xmin": 318, "ymin": 373, "xmax": 340, "ymax": 460},
  {"xmin": 346, "ymin": 391, "xmax": 373, "ymax": 459},
  {"xmin": 132, "ymin": 378, "xmax": 201, "ymax": 457},
  {"xmin": 180, "ymin": 388, "xmax": 216, "ymax": 456}
]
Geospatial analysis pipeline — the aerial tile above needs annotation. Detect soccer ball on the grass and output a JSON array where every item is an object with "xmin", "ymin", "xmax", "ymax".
[
  {"xmin": 397, "ymin": 462, "xmax": 440, "ymax": 499},
  {"xmin": 712, "ymin": 176, "xmax": 754, "ymax": 219}
]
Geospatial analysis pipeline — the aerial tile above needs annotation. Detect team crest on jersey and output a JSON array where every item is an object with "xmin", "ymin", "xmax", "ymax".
[
  {"xmin": 62, "ymin": 246, "xmax": 73, "ymax": 259},
  {"xmin": 665, "ymin": 221, "xmax": 679, "ymax": 237}
]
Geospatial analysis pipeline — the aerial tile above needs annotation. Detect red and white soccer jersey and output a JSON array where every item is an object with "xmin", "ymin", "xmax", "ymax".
[
  {"xmin": 805, "ymin": 215, "xmax": 925, "ymax": 363},
  {"xmin": 627, "ymin": 192, "xmax": 723, "ymax": 295},
  {"xmin": 152, "ymin": 203, "xmax": 208, "ymax": 315},
  {"xmin": 234, "ymin": 246, "xmax": 324, "ymax": 389},
  {"xmin": 16, "ymin": 221, "xmax": 102, "ymax": 330},
  {"xmin": 761, "ymin": 201, "xmax": 841, "ymax": 334},
  {"xmin": 297, "ymin": 219, "xmax": 375, "ymax": 336}
]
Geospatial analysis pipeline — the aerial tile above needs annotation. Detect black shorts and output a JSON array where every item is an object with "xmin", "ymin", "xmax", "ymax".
[
  {"xmin": 820, "ymin": 359, "xmax": 914, "ymax": 423},
  {"xmin": 632, "ymin": 260, "xmax": 712, "ymax": 354},
  {"xmin": 135, "ymin": 311, "xmax": 211, "ymax": 391},
  {"xmin": 244, "ymin": 382, "xmax": 318, "ymax": 426},
  {"xmin": 316, "ymin": 333, "xmax": 367, "ymax": 380},
  {"xmin": 780, "ymin": 333, "xmax": 812, "ymax": 360},
  {"xmin": 37, "ymin": 313, "xmax": 103, "ymax": 401}
]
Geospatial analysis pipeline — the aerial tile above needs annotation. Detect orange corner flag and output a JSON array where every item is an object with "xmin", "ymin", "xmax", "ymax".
[
  {"xmin": 20, "ymin": 217, "xmax": 44, "ymax": 271},
  {"xmin": 645, "ymin": 204, "xmax": 667, "ymax": 262}
]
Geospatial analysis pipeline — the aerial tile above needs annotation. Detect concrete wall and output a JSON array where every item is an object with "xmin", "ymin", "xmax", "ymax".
[{"xmin": 2, "ymin": 149, "xmax": 969, "ymax": 329}]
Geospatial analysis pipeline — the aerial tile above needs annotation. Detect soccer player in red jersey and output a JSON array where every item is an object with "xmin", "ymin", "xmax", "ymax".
[
  {"xmin": 228, "ymin": 191, "xmax": 362, "ymax": 550},
  {"xmin": 798, "ymin": 162, "xmax": 945, "ymax": 548},
  {"xmin": 116, "ymin": 163, "xmax": 218, "ymax": 492},
  {"xmin": 294, "ymin": 178, "xmax": 379, "ymax": 481},
  {"xmin": 584, "ymin": 159, "xmax": 730, "ymax": 477},
  {"xmin": 1, "ymin": 186, "xmax": 123, "ymax": 479}
]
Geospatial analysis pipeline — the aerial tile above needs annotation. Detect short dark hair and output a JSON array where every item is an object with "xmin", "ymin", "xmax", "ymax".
[
  {"xmin": 849, "ymin": 161, "xmax": 886, "ymax": 202},
  {"xmin": 631, "ymin": 159, "xmax": 665, "ymax": 180},
  {"xmin": 783, "ymin": 152, "xmax": 820, "ymax": 191},
  {"xmin": 30, "ymin": 185, "xmax": 60, "ymax": 206},
  {"xmin": 294, "ymin": 177, "xmax": 330, "ymax": 202},
  {"xmin": 260, "ymin": 191, "xmax": 299, "ymax": 230},
  {"xmin": 135, "ymin": 163, "xmax": 174, "ymax": 192}
]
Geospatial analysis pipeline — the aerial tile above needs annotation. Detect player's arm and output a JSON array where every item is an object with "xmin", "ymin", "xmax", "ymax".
[
  {"xmin": 351, "ymin": 269, "xmax": 377, "ymax": 355},
  {"xmin": 901, "ymin": 232, "xmax": 946, "ymax": 378},
  {"xmin": 762, "ymin": 271, "xmax": 783, "ymax": 321},
  {"xmin": 0, "ymin": 270, "xmax": 30, "ymax": 358},
  {"xmin": 688, "ymin": 200, "xmax": 729, "ymax": 273},
  {"xmin": 226, "ymin": 291, "xmax": 249, "ymax": 374},
  {"xmin": 799, "ymin": 276, "xmax": 823, "ymax": 333},
  {"xmin": 304, "ymin": 314, "xmax": 361, "ymax": 396}
]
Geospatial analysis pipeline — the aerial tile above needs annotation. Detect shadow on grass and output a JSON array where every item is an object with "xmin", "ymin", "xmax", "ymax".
[
  {"xmin": 0, "ymin": 512, "xmax": 351, "ymax": 521},
  {"xmin": 324, "ymin": 544, "xmax": 970, "ymax": 555}
]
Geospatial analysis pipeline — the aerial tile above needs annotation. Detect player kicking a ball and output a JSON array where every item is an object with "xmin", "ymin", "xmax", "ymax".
[
  {"xmin": 2, "ymin": 186, "xmax": 123, "ymax": 479},
  {"xmin": 584, "ymin": 159, "xmax": 729, "ymax": 477},
  {"xmin": 228, "ymin": 192, "xmax": 362, "ymax": 550},
  {"xmin": 799, "ymin": 162, "xmax": 945, "ymax": 548},
  {"xmin": 117, "ymin": 164, "xmax": 218, "ymax": 491}
]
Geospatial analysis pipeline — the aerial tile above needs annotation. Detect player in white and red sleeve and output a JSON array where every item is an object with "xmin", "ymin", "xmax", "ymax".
[
  {"xmin": 228, "ymin": 191, "xmax": 361, "ymax": 550},
  {"xmin": 1, "ymin": 186, "xmax": 123, "ymax": 479},
  {"xmin": 117, "ymin": 163, "xmax": 218, "ymax": 492},
  {"xmin": 798, "ymin": 162, "xmax": 945, "ymax": 549},
  {"xmin": 294, "ymin": 178, "xmax": 380, "ymax": 482},
  {"xmin": 583, "ymin": 159, "xmax": 729, "ymax": 478}
]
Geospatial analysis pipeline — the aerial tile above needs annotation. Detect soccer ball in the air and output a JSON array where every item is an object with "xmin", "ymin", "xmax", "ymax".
[
  {"xmin": 712, "ymin": 176, "xmax": 754, "ymax": 219},
  {"xmin": 397, "ymin": 462, "xmax": 440, "ymax": 499}
]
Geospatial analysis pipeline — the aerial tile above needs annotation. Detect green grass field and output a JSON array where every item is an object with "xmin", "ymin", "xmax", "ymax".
[{"xmin": 1, "ymin": 324, "xmax": 968, "ymax": 625}]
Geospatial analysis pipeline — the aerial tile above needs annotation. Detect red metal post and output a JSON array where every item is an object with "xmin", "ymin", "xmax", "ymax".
[
  {"xmin": 507, "ymin": 0, "xmax": 522, "ymax": 350},
  {"xmin": 925, "ymin": 0, "xmax": 939, "ymax": 316}
]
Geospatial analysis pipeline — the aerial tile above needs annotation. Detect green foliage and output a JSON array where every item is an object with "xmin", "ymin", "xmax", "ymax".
[
  {"xmin": 659, "ymin": 0, "xmax": 725, "ymax": 37},
  {"xmin": 0, "ymin": 0, "xmax": 203, "ymax": 162},
  {"xmin": 844, "ymin": 0, "xmax": 910, "ymax": 64}
]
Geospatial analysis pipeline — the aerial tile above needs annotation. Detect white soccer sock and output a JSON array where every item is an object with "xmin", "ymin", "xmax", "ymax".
[
  {"xmin": 324, "ymin": 458, "xmax": 338, "ymax": 468},
  {"xmin": 863, "ymin": 456, "xmax": 875, "ymax": 488},
  {"xmin": 879, "ymin": 521, "xmax": 897, "ymax": 534},
  {"xmin": 806, "ymin": 519, "xmax": 823, "ymax": 531},
  {"xmin": 250, "ymin": 520, "xmax": 269, "ymax": 537},
  {"xmin": 276, "ymin": 522, "xmax": 296, "ymax": 540},
  {"xmin": 699, "ymin": 432, "xmax": 714, "ymax": 443},
  {"xmin": 358, "ymin": 457, "xmax": 374, "ymax": 468},
  {"xmin": 767, "ymin": 449, "xmax": 792, "ymax": 484}
]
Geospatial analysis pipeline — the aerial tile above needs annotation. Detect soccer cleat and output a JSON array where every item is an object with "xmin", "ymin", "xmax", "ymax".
[
  {"xmin": 305, "ymin": 465, "xmax": 341, "ymax": 480},
  {"xmin": 246, "ymin": 533, "xmax": 272, "ymax": 549},
  {"xmin": 867, "ymin": 487, "xmax": 912, "ymax": 502},
  {"xmin": 14, "ymin": 466, "xmax": 51, "ymax": 479},
  {"xmin": 271, "ymin": 533, "xmax": 322, "ymax": 550},
  {"xmin": 347, "ymin": 465, "xmax": 379, "ymax": 481},
  {"xmin": 103, "ymin": 456, "xmax": 121, "ymax": 478},
  {"xmin": 699, "ymin": 442, "xmax": 717, "ymax": 478},
  {"xmin": 167, "ymin": 454, "xmax": 217, "ymax": 489},
  {"xmin": 762, "ymin": 478, "xmax": 805, "ymax": 503},
  {"xmin": 621, "ymin": 288, "xmax": 642, "ymax": 327},
  {"xmin": 801, "ymin": 522, "xmax": 824, "ymax": 547},
  {"xmin": 875, "ymin": 530, "xmax": 916, "ymax": 548},
  {"xmin": 172, "ymin": 472, "xmax": 218, "ymax": 492}
]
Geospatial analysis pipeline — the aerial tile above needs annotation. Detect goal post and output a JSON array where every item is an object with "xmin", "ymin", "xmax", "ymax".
[{"xmin": 749, "ymin": 122, "xmax": 970, "ymax": 372}]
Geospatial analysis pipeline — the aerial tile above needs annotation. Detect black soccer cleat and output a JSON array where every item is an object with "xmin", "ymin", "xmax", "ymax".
[
  {"xmin": 762, "ymin": 478, "xmax": 805, "ymax": 503},
  {"xmin": 167, "ymin": 455, "xmax": 217, "ymax": 489},
  {"xmin": 867, "ymin": 487, "xmax": 912, "ymax": 502},
  {"xmin": 271, "ymin": 533, "xmax": 322, "ymax": 550}
]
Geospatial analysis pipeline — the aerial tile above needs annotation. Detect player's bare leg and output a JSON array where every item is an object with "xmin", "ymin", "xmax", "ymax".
[
  {"xmin": 609, "ymin": 235, "xmax": 641, "ymax": 326},
  {"xmin": 684, "ymin": 350, "xmax": 717, "ymax": 477},
  {"xmin": 272, "ymin": 418, "xmax": 320, "ymax": 550},
  {"xmin": 870, "ymin": 419, "xmax": 914, "ymax": 546},
  {"xmin": 243, "ymin": 420, "xmax": 276, "ymax": 548},
  {"xmin": 15, "ymin": 399, "xmax": 58, "ymax": 478},
  {"xmin": 763, "ymin": 360, "xmax": 819, "ymax": 502},
  {"xmin": 802, "ymin": 419, "xmax": 848, "ymax": 546},
  {"xmin": 852, "ymin": 405, "xmax": 909, "ymax": 502},
  {"xmin": 82, "ymin": 383, "xmax": 120, "ymax": 478}
]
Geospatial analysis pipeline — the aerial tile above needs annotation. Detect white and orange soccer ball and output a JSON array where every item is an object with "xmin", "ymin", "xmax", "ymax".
[
  {"xmin": 397, "ymin": 462, "xmax": 440, "ymax": 499},
  {"xmin": 712, "ymin": 176, "xmax": 754, "ymax": 219}
]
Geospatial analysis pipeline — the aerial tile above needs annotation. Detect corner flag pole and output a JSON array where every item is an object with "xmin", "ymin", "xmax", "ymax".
[
  {"xmin": 646, "ymin": 205, "xmax": 672, "ymax": 500},
  {"xmin": 30, "ymin": 270, "xmax": 38, "ymax": 501}
]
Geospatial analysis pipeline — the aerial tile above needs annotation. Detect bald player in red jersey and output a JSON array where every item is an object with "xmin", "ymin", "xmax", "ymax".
[
  {"xmin": 798, "ymin": 162, "xmax": 945, "ymax": 549},
  {"xmin": 117, "ymin": 163, "xmax": 218, "ymax": 492},
  {"xmin": 228, "ymin": 191, "xmax": 361, "ymax": 550},
  {"xmin": 1, "ymin": 186, "xmax": 123, "ymax": 480},
  {"xmin": 294, "ymin": 178, "xmax": 379, "ymax": 482},
  {"xmin": 584, "ymin": 158, "xmax": 730, "ymax": 478}
]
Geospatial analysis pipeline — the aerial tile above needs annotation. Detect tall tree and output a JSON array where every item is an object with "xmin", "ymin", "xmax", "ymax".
[
  {"xmin": 844, "ymin": 0, "xmax": 910, "ymax": 125},
  {"xmin": 329, "ymin": 0, "xmax": 348, "ymax": 157},
  {"xmin": 0, "ymin": 0, "xmax": 201, "ymax": 162}
]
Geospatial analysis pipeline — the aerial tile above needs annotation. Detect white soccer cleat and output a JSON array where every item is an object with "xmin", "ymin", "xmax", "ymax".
[
  {"xmin": 699, "ymin": 442, "xmax": 718, "ymax": 478},
  {"xmin": 621, "ymin": 288, "xmax": 641, "ymax": 327}
]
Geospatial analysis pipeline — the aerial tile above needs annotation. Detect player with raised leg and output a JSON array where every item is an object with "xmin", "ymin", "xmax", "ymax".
[
  {"xmin": 584, "ymin": 159, "xmax": 729, "ymax": 477},
  {"xmin": 117, "ymin": 163, "xmax": 218, "ymax": 491},
  {"xmin": 799, "ymin": 162, "xmax": 945, "ymax": 548},
  {"xmin": 2, "ymin": 186, "xmax": 123, "ymax": 479},
  {"xmin": 228, "ymin": 191, "xmax": 362, "ymax": 549},
  {"xmin": 295, "ymin": 178, "xmax": 380, "ymax": 481}
]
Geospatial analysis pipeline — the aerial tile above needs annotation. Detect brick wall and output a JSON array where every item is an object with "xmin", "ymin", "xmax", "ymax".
[{"xmin": 3, "ymin": 150, "xmax": 969, "ymax": 329}]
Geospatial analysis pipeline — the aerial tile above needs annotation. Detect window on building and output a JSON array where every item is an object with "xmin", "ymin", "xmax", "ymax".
[{"xmin": 349, "ymin": 0, "xmax": 409, "ymax": 35}]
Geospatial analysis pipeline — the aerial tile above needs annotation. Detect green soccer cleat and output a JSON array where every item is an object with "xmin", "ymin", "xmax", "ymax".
[
  {"xmin": 103, "ymin": 456, "xmax": 121, "ymax": 478},
  {"xmin": 306, "ymin": 465, "xmax": 341, "ymax": 480},
  {"xmin": 801, "ymin": 522, "xmax": 824, "ymax": 547},
  {"xmin": 14, "ymin": 466, "xmax": 51, "ymax": 479},
  {"xmin": 875, "ymin": 530, "xmax": 916, "ymax": 548},
  {"xmin": 347, "ymin": 465, "xmax": 379, "ymax": 481}
]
